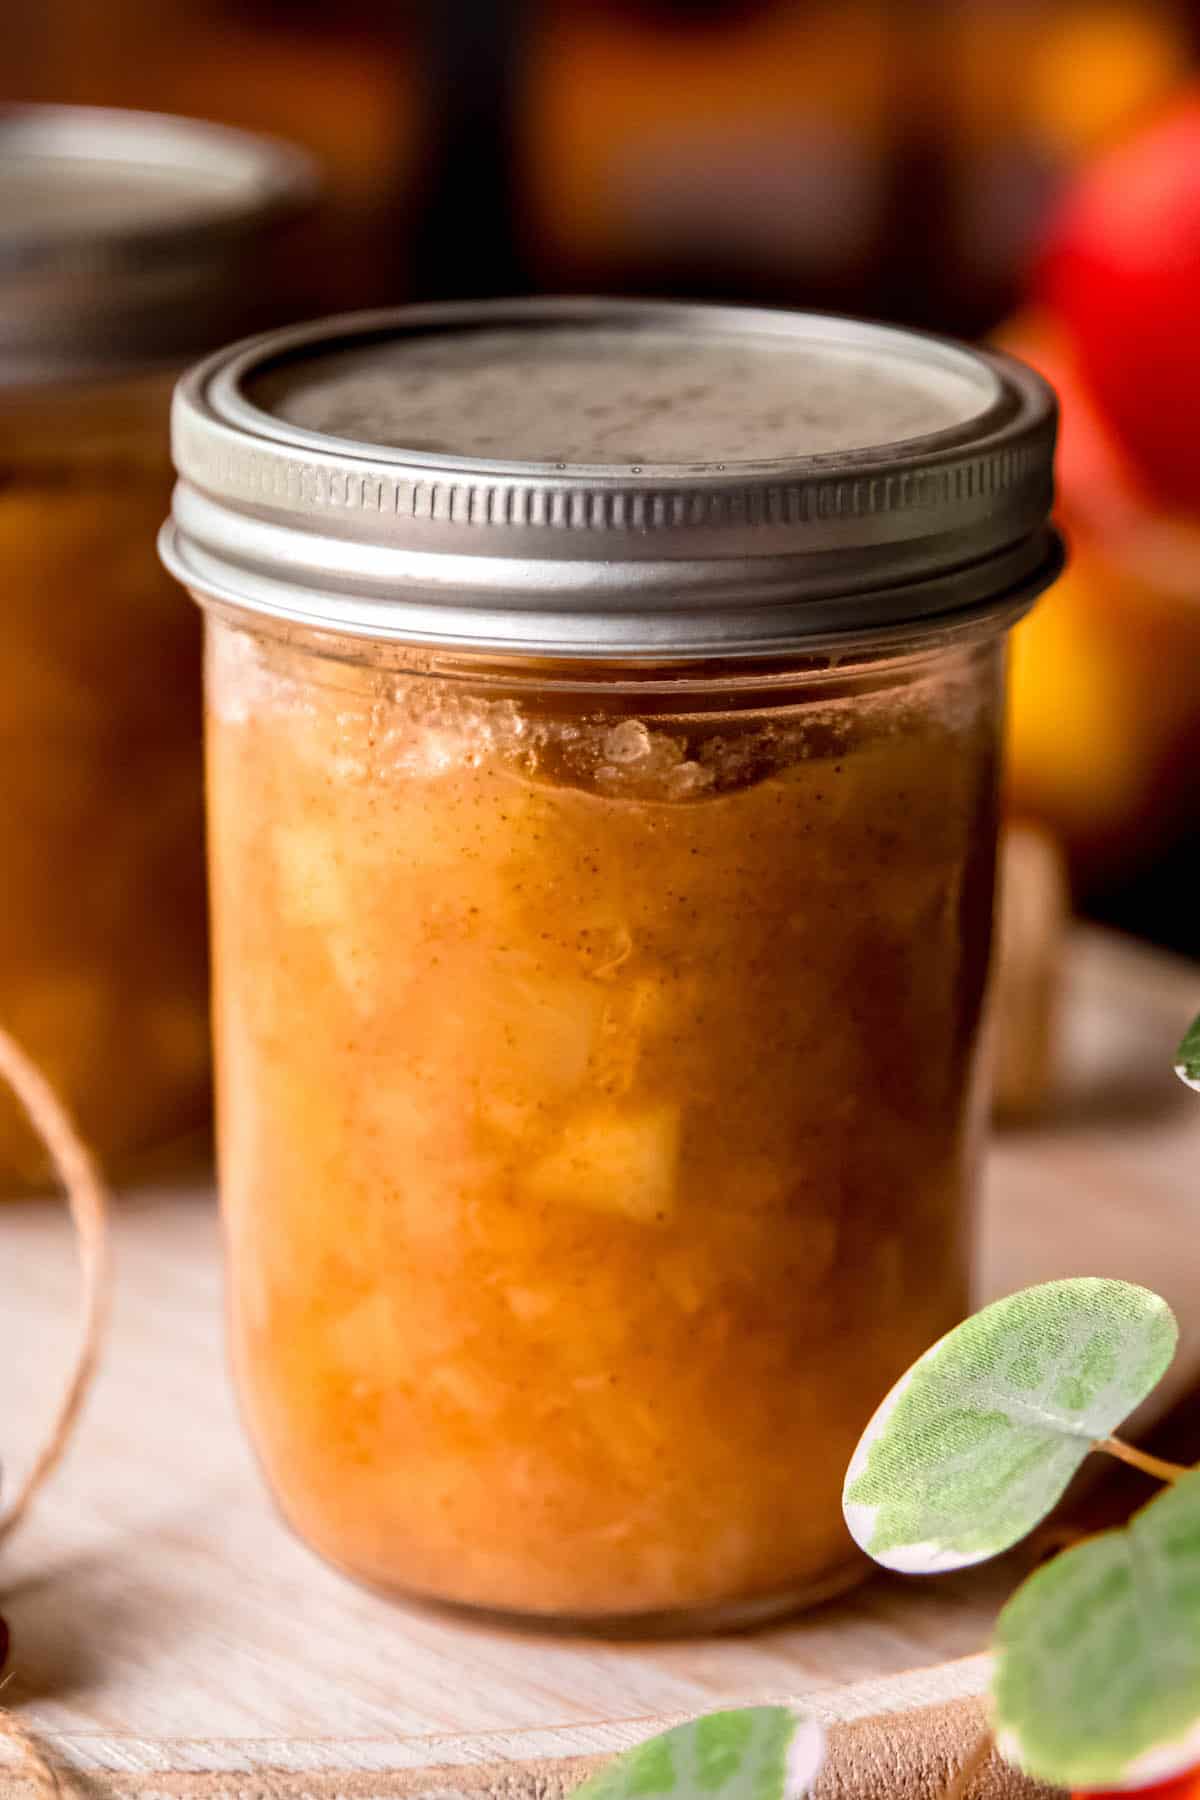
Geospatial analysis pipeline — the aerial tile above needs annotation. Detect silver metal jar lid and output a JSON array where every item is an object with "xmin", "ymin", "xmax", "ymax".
[
  {"xmin": 162, "ymin": 298, "xmax": 1061, "ymax": 659},
  {"xmin": 0, "ymin": 104, "xmax": 316, "ymax": 385}
]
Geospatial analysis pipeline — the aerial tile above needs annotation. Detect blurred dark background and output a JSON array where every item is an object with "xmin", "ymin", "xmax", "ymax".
[
  {"xmin": 6, "ymin": 0, "xmax": 1200, "ymax": 953},
  {"xmin": 7, "ymin": 0, "xmax": 1196, "ymax": 329}
]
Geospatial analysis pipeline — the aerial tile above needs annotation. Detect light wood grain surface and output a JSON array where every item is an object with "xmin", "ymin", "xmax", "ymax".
[{"xmin": 1, "ymin": 927, "xmax": 1198, "ymax": 1795}]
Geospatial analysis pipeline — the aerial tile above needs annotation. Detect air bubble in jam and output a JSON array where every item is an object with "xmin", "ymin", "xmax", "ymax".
[
  {"xmin": 207, "ymin": 618, "xmax": 1001, "ymax": 1623},
  {"xmin": 594, "ymin": 718, "xmax": 715, "ymax": 800},
  {"xmin": 603, "ymin": 719, "xmax": 652, "ymax": 764}
]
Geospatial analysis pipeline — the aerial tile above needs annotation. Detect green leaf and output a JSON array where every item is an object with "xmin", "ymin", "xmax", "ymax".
[
  {"xmin": 1175, "ymin": 1013, "xmax": 1200, "ymax": 1091},
  {"xmin": 993, "ymin": 1470, "xmax": 1200, "ymax": 1788},
  {"xmin": 573, "ymin": 1709, "xmax": 824, "ymax": 1800},
  {"xmin": 842, "ymin": 1278, "xmax": 1178, "ymax": 1573}
]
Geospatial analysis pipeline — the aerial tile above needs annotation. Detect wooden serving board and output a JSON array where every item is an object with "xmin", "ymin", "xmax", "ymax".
[{"xmin": 1, "ymin": 927, "xmax": 1199, "ymax": 1799}]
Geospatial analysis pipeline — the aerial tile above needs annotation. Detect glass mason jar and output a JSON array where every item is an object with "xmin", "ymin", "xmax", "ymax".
[
  {"xmin": 0, "ymin": 106, "xmax": 314, "ymax": 1186},
  {"xmin": 162, "ymin": 300, "xmax": 1060, "ymax": 1631}
]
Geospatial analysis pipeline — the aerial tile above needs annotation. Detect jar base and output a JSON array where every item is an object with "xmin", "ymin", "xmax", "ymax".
[{"xmin": 315, "ymin": 1547, "xmax": 872, "ymax": 1640}]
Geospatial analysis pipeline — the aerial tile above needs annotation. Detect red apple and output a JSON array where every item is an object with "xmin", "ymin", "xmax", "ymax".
[
  {"xmin": 1036, "ymin": 93, "xmax": 1200, "ymax": 512},
  {"xmin": 994, "ymin": 309, "xmax": 1150, "ymax": 534},
  {"xmin": 1074, "ymin": 1770, "xmax": 1200, "ymax": 1800}
]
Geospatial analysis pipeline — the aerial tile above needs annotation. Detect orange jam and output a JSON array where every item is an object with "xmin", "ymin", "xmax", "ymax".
[
  {"xmin": 0, "ymin": 375, "xmax": 209, "ymax": 1184},
  {"xmin": 207, "ymin": 621, "xmax": 1000, "ymax": 1625},
  {"xmin": 1, "ymin": 103, "xmax": 314, "ymax": 1188}
]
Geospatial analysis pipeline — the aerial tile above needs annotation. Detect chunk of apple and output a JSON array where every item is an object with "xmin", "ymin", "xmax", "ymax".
[{"xmin": 523, "ymin": 1102, "xmax": 681, "ymax": 1223}]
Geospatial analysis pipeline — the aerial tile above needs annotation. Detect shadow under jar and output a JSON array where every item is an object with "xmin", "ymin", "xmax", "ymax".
[
  {"xmin": 0, "ymin": 105, "xmax": 313, "ymax": 1186},
  {"xmin": 161, "ymin": 300, "xmax": 1061, "ymax": 1632}
]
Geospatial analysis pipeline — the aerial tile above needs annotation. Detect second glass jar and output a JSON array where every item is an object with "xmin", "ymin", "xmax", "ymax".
[{"xmin": 0, "ymin": 104, "xmax": 313, "ymax": 1184}]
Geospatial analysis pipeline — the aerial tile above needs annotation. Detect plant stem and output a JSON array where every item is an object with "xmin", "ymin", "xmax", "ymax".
[
  {"xmin": 940, "ymin": 1729, "xmax": 994, "ymax": 1800},
  {"xmin": 1094, "ymin": 1436, "xmax": 1191, "ymax": 1484}
]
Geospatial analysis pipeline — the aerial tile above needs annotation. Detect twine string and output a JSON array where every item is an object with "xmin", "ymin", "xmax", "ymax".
[{"xmin": 1, "ymin": 1021, "xmax": 113, "ymax": 1796}]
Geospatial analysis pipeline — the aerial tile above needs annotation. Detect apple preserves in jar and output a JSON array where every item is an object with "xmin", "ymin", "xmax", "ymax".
[
  {"xmin": 208, "ymin": 623, "xmax": 1002, "ymax": 1622},
  {"xmin": 0, "ymin": 105, "xmax": 312, "ymax": 1185},
  {"xmin": 164, "ymin": 299, "xmax": 1061, "ymax": 1627},
  {"xmin": 0, "ymin": 371, "xmax": 208, "ymax": 1182}
]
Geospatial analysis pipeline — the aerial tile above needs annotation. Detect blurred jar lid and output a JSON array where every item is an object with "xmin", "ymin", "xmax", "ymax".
[{"xmin": 0, "ymin": 105, "xmax": 317, "ymax": 385}]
